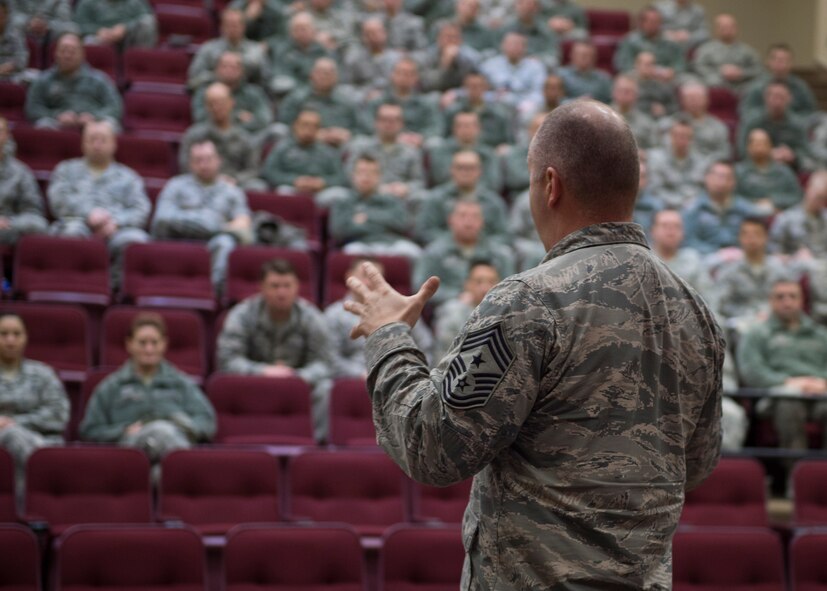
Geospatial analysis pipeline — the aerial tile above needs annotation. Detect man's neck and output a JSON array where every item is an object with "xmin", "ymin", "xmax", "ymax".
[
  {"xmin": 655, "ymin": 244, "xmax": 678, "ymax": 260},
  {"xmin": 0, "ymin": 358, "xmax": 21, "ymax": 373},
  {"xmin": 268, "ymin": 306, "xmax": 292, "ymax": 323},
  {"xmin": 745, "ymin": 250, "xmax": 766, "ymax": 265}
]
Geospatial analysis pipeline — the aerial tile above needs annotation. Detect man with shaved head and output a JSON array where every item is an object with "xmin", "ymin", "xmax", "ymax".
[{"xmin": 343, "ymin": 100, "xmax": 724, "ymax": 588}]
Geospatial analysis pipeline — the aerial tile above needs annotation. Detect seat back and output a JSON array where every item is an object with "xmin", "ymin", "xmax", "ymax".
[
  {"xmin": 379, "ymin": 525, "xmax": 464, "ymax": 591},
  {"xmin": 246, "ymin": 192, "xmax": 320, "ymax": 245},
  {"xmin": 25, "ymin": 447, "xmax": 152, "ymax": 533},
  {"xmin": 14, "ymin": 235, "xmax": 110, "ymax": 306},
  {"xmin": 328, "ymin": 378, "xmax": 376, "ymax": 447},
  {"xmin": 225, "ymin": 246, "xmax": 317, "ymax": 306},
  {"xmin": 123, "ymin": 47, "xmax": 192, "ymax": 91},
  {"xmin": 158, "ymin": 449, "xmax": 280, "ymax": 534},
  {"xmin": 586, "ymin": 8, "xmax": 631, "ymax": 37},
  {"xmin": 287, "ymin": 450, "xmax": 408, "ymax": 536},
  {"xmin": 1, "ymin": 302, "xmax": 92, "ymax": 382},
  {"xmin": 54, "ymin": 525, "xmax": 206, "ymax": 591},
  {"xmin": 0, "ymin": 524, "xmax": 40, "ymax": 591},
  {"xmin": 101, "ymin": 306, "xmax": 207, "ymax": 381},
  {"xmin": 412, "ymin": 479, "xmax": 473, "ymax": 524},
  {"xmin": 324, "ymin": 251, "xmax": 411, "ymax": 306},
  {"xmin": 11, "ymin": 128, "xmax": 82, "ymax": 180},
  {"xmin": 116, "ymin": 135, "xmax": 177, "ymax": 180},
  {"xmin": 224, "ymin": 524, "xmax": 366, "ymax": 591},
  {"xmin": 681, "ymin": 458, "xmax": 768, "ymax": 527},
  {"xmin": 156, "ymin": 5, "xmax": 216, "ymax": 47},
  {"xmin": 122, "ymin": 242, "xmax": 215, "ymax": 310},
  {"xmin": 123, "ymin": 91, "xmax": 192, "ymax": 141},
  {"xmin": 672, "ymin": 528, "xmax": 785, "ymax": 591},
  {"xmin": 793, "ymin": 460, "xmax": 827, "ymax": 526},
  {"xmin": 206, "ymin": 374, "xmax": 315, "ymax": 445},
  {"xmin": 790, "ymin": 531, "xmax": 827, "ymax": 591},
  {"xmin": 0, "ymin": 82, "xmax": 27, "ymax": 124},
  {"xmin": 0, "ymin": 449, "xmax": 16, "ymax": 523}
]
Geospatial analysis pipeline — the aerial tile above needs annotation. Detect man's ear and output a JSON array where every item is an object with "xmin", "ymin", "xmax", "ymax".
[{"xmin": 545, "ymin": 166, "xmax": 561, "ymax": 208}]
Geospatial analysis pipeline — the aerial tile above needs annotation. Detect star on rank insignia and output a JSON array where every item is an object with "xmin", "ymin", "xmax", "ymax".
[{"xmin": 441, "ymin": 322, "xmax": 514, "ymax": 409}]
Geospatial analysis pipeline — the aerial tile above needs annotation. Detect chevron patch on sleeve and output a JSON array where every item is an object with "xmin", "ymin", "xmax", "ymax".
[{"xmin": 441, "ymin": 322, "xmax": 514, "ymax": 409}]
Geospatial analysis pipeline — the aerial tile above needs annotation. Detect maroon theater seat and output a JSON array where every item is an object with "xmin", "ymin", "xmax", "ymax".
[
  {"xmin": 672, "ymin": 528, "xmax": 785, "ymax": 591},
  {"xmin": 224, "ymin": 524, "xmax": 366, "ymax": 591},
  {"xmin": 708, "ymin": 86, "xmax": 740, "ymax": 129},
  {"xmin": 412, "ymin": 479, "xmax": 473, "ymax": 524},
  {"xmin": 680, "ymin": 458, "xmax": 768, "ymax": 527},
  {"xmin": 122, "ymin": 241, "xmax": 215, "ymax": 311},
  {"xmin": 11, "ymin": 128, "xmax": 81, "ymax": 181},
  {"xmin": 45, "ymin": 43, "xmax": 118, "ymax": 82},
  {"xmin": 379, "ymin": 525, "xmax": 464, "ymax": 591},
  {"xmin": 123, "ymin": 91, "xmax": 191, "ymax": 142},
  {"xmin": 328, "ymin": 378, "xmax": 377, "ymax": 447},
  {"xmin": 0, "ymin": 524, "xmax": 40, "ymax": 591},
  {"xmin": 586, "ymin": 8, "xmax": 631, "ymax": 38},
  {"xmin": 246, "ymin": 191, "xmax": 320, "ymax": 246},
  {"xmin": 791, "ymin": 531, "xmax": 827, "ymax": 591},
  {"xmin": 324, "ymin": 251, "xmax": 411, "ymax": 306},
  {"xmin": 100, "ymin": 306, "xmax": 207, "ymax": 381},
  {"xmin": 287, "ymin": 450, "xmax": 408, "ymax": 537},
  {"xmin": 0, "ymin": 82, "xmax": 27, "ymax": 124},
  {"xmin": 793, "ymin": 460, "xmax": 827, "ymax": 526},
  {"xmin": 0, "ymin": 449, "xmax": 16, "ymax": 523},
  {"xmin": 1, "ymin": 302, "xmax": 92, "ymax": 383},
  {"xmin": 54, "ymin": 524, "xmax": 206, "ymax": 591},
  {"xmin": 25, "ymin": 447, "xmax": 152, "ymax": 535},
  {"xmin": 13, "ymin": 235, "xmax": 110, "ymax": 306},
  {"xmin": 117, "ymin": 134, "xmax": 177, "ymax": 180},
  {"xmin": 123, "ymin": 47, "xmax": 192, "ymax": 92},
  {"xmin": 206, "ymin": 374, "xmax": 315, "ymax": 446},
  {"xmin": 592, "ymin": 36, "xmax": 621, "ymax": 74},
  {"xmin": 225, "ymin": 246, "xmax": 316, "ymax": 307},
  {"xmin": 158, "ymin": 449, "xmax": 281, "ymax": 535},
  {"xmin": 156, "ymin": 5, "xmax": 215, "ymax": 48}
]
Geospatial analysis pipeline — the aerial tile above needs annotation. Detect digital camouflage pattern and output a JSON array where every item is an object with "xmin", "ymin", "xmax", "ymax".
[
  {"xmin": 0, "ymin": 156, "xmax": 47, "ymax": 245},
  {"xmin": 25, "ymin": 64, "xmax": 122, "ymax": 125},
  {"xmin": 364, "ymin": 222, "xmax": 724, "ymax": 590}
]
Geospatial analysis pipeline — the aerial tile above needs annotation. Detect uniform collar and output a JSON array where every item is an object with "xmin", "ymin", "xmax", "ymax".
[{"xmin": 543, "ymin": 222, "xmax": 650, "ymax": 263}]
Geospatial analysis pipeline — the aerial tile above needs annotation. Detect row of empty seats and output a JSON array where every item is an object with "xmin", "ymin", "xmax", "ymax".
[
  {"xmin": 5, "ymin": 236, "xmax": 410, "ymax": 310},
  {"xmin": 3, "ymin": 450, "xmax": 827, "ymax": 538},
  {"xmin": 0, "ymin": 522, "xmax": 464, "ymax": 591}
]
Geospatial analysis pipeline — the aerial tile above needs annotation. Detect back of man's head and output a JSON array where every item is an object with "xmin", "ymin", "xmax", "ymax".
[{"xmin": 530, "ymin": 100, "xmax": 639, "ymax": 218}]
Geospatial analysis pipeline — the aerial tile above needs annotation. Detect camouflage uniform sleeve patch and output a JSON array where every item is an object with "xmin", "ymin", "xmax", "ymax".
[{"xmin": 441, "ymin": 322, "xmax": 514, "ymax": 409}]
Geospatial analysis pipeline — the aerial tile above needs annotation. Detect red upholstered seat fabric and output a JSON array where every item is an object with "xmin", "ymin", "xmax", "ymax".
[
  {"xmin": 206, "ymin": 374, "xmax": 315, "ymax": 445},
  {"xmin": 123, "ymin": 47, "xmax": 192, "ymax": 92},
  {"xmin": 54, "ymin": 525, "xmax": 205, "ymax": 591},
  {"xmin": 0, "ymin": 82, "xmax": 27, "ymax": 124},
  {"xmin": 413, "ymin": 479, "xmax": 473, "ymax": 524},
  {"xmin": 0, "ymin": 450, "xmax": 16, "ymax": 523},
  {"xmin": 791, "ymin": 531, "xmax": 827, "ymax": 591},
  {"xmin": 324, "ymin": 251, "xmax": 411, "ymax": 306},
  {"xmin": 123, "ymin": 91, "xmax": 191, "ymax": 141},
  {"xmin": 586, "ymin": 9, "xmax": 631, "ymax": 38},
  {"xmin": 287, "ymin": 450, "xmax": 408, "ymax": 537},
  {"xmin": 25, "ymin": 447, "xmax": 152, "ymax": 535},
  {"xmin": 0, "ymin": 524, "xmax": 40, "ymax": 591},
  {"xmin": 11, "ymin": 128, "xmax": 82, "ymax": 181},
  {"xmin": 672, "ymin": 528, "xmax": 785, "ymax": 591},
  {"xmin": 245, "ymin": 191, "xmax": 320, "ymax": 246},
  {"xmin": 158, "ymin": 449, "xmax": 281, "ymax": 535},
  {"xmin": 680, "ymin": 458, "xmax": 768, "ymax": 527},
  {"xmin": 156, "ymin": 5, "xmax": 215, "ymax": 47},
  {"xmin": 328, "ymin": 378, "xmax": 377, "ymax": 447},
  {"xmin": 793, "ymin": 460, "xmax": 827, "ymax": 526},
  {"xmin": 224, "ymin": 524, "xmax": 365, "ymax": 591},
  {"xmin": 225, "ymin": 246, "xmax": 316, "ymax": 307},
  {"xmin": 379, "ymin": 525, "xmax": 464, "ymax": 591}
]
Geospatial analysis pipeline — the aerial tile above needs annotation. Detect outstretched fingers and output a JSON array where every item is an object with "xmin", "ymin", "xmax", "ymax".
[{"xmin": 362, "ymin": 261, "xmax": 391, "ymax": 292}]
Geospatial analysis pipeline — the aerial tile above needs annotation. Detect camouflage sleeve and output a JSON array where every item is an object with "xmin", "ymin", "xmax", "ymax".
[
  {"xmin": 47, "ymin": 161, "xmax": 93, "ymax": 219},
  {"xmin": 79, "ymin": 376, "xmax": 129, "ymax": 442},
  {"xmin": 24, "ymin": 74, "xmax": 56, "ymax": 122},
  {"xmin": 363, "ymin": 279, "xmax": 552, "ymax": 486},
  {"xmin": 295, "ymin": 306, "xmax": 333, "ymax": 385},
  {"xmin": 9, "ymin": 163, "xmax": 47, "ymax": 233},
  {"xmin": 684, "ymin": 327, "xmax": 725, "ymax": 491},
  {"xmin": 736, "ymin": 326, "xmax": 790, "ymax": 388},
  {"xmin": 14, "ymin": 365, "xmax": 69, "ymax": 436},
  {"xmin": 216, "ymin": 302, "xmax": 270, "ymax": 375},
  {"xmin": 110, "ymin": 169, "xmax": 150, "ymax": 229},
  {"xmin": 73, "ymin": 0, "xmax": 100, "ymax": 36},
  {"xmin": 172, "ymin": 378, "xmax": 217, "ymax": 442}
]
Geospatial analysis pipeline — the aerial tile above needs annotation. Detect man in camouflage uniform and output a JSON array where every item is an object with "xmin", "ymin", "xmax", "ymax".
[
  {"xmin": 344, "ymin": 103, "xmax": 426, "ymax": 206},
  {"xmin": 228, "ymin": 0, "xmax": 286, "ymax": 41},
  {"xmin": 25, "ymin": 32, "xmax": 122, "ymax": 130},
  {"xmin": 499, "ymin": 0, "xmax": 560, "ymax": 68},
  {"xmin": 740, "ymin": 44, "xmax": 818, "ymax": 124},
  {"xmin": 654, "ymin": 0, "xmax": 708, "ymax": 50},
  {"xmin": 736, "ymin": 129, "xmax": 802, "ymax": 213},
  {"xmin": 416, "ymin": 150, "xmax": 509, "ymax": 244},
  {"xmin": 10, "ymin": 0, "xmax": 76, "ymax": 38},
  {"xmin": 502, "ymin": 113, "xmax": 543, "ymax": 199},
  {"xmin": 179, "ymin": 82, "xmax": 264, "ymax": 190},
  {"xmin": 443, "ymin": 72, "xmax": 514, "ymax": 149},
  {"xmin": 431, "ymin": 0, "xmax": 499, "ymax": 57},
  {"xmin": 80, "ymin": 312, "xmax": 215, "ymax": 461},
  {"xmin": 426, "ymin": 111, "xmax": 501, "ymax": 191},
  {"xmin": 261, "ymin": 109, "xmax": 345, "ymax": 201},
  {"xmin": 278, "ymin": 58, "xmax": 365, "ymax": 148},
  {"xmin": 614, "ymin": 6, "xmax": 685, "ymax": 81},
  {"xmin": 340, "ymin": 17, "xmax": 401, "ymax": 101},
  {"xmin": 189, "ymin": 8, "xmax": 269, "ymax": 91},
  {"xmin": 658, "ymin": 82, "xmax": 732, "ymax": 164},
  {"xmin": 74, "ymin": 0, "xmax": 157, "ymax": 49},
  {"xmin": 381, "ymin": 0, "xmax": 427, "ymax": 56},
  {"xmin": 191, "ymin": 52, "xmax": 273, "ymax": 139},
  {"xmin": 647, "ymin": 117, "xmax": 707, "ymax": 209},
  {"xmin": 631, "ymin": 51, "xmax": 678, "ymax": 120},
  {"xmin": 0, "ymin": 117, "xmax": 48, "ymax": 245},
  {"xmin": 0, "ymin": 312, "xmax": 69, "ymax": 494},
  {"xmin": 610, "ymin": 75, "xmax": 660, "ymax": 150},
  {"xmin": 419, "ymin": 22, "xmax": 481, "ymax": 95},
  {"xmin": 0, "ymin": 0, "xmax": 30, "ymax": 83},
  {"xmin": 543, "ymin": 0, "xmax": 589, "ymax": 41},
  {"xmin": 325, "ymin": 258, "xmax": 433, "ymax": 379},
  {"xmin": 737, "ymin": 278, "xmax": 827, "ymax": 451},
  {"xmin": 152, "ymin": 139, "xmax": 252, "ymax": 291},
  {"xmin": 344, "ymin": 100, "xmax": 724, "ymax": 589},
  {"xmin": 216, "ymin": 258, "xmax": 333, "ymax": 441},
  {"xmin": 48, "ymin": 121, "xmax": 150, "ymax": 285},
  {"xmin": 691, "ymin": 14, "xmax": 761, "ymax": 93},
  {"xmin": 267, "ymin": 11, "xmax": 330, "ymax": 96},
  {"xmin": 770, "ymin": 170, "xmax": 827, "ymax": 260},
  {"xmin": 558, "ymin": 40, "xmax": 612, "ymax": 104},
  {"xmin": 413, "ymin": 199, "xmax": 514, "ymax": 308}
]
